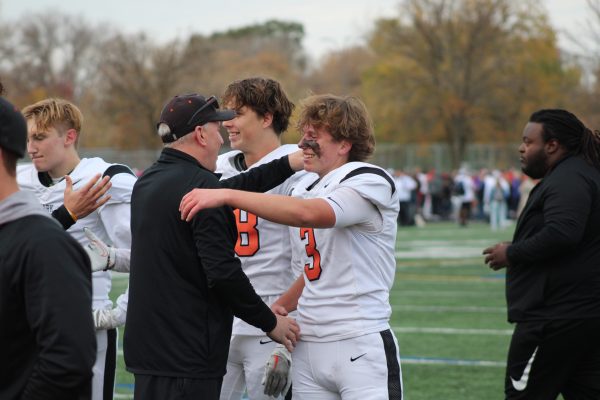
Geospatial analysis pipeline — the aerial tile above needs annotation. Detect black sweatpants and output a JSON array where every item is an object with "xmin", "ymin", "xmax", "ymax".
[{"xmin": 505, "ymin": 318, "xmax": 600, "ymax": 400}]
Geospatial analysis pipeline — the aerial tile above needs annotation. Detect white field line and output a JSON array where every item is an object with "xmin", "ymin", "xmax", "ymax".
[
  {"xmin": 401, "ymin": 357, "xmax": 505, "ymax": 367},
  {"xmin": 395, "ymin": 248, "xmax": 485, "ymax": 259},
  {"xmin": 398, "ymin": 239, "xmax": 497, "ymax": 247},
  {"xmin": 395, "ymin": 290, "xmax": 501, "ymax": 297},
  {"xmin": 391, "ymin": 304, "xmax": 506, "ymax": 313},
  {"xmin": 394, "ymin": 238, "xmax": 501, "ymax": 259},
  {"xmin": 393, "ymin": 326, "xmax": 512, "ymax": 335},
  {"xmin": 393, "ymin": 273, "xmax": 504, "ymax": 283}
]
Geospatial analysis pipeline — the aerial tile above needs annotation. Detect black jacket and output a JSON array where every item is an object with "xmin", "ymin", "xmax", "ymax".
[
  {"xmin": 506, "ymin": 156, "xmax": 600, "ymax": 322},
  {"xmin": 0, "ymin": 202, "xmax": 96, "ymax": 399},
  {"xmin": 124, "ymin": 148, "xmax": 295, "ymax": 378}
]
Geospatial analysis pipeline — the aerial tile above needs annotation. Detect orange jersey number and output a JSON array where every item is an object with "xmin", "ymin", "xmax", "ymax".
[
  {"xmin": 300, "ymin": 227, "xmax": 322, "ymax": 281},
  {"xmin": 234, "ymin": 209, "xmax": 259, "ymax": 256}
]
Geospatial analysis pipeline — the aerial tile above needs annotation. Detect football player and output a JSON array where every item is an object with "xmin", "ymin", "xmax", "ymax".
[
  {"xmin": 217, "ymin": 77, "xmax": 313, "ymax": 400},
  {"xmin": 180, "ymin": 94, "xmax": 403, "ymax": 399},
  {"xmin": 17, "ymin": 98, "xmax": 136, "ymax": 400}
]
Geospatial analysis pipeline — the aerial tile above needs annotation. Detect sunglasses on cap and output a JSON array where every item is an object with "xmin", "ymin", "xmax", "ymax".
[{"xmin": 186, "ymin": 95, "xmax": 220, "ymax": 127}]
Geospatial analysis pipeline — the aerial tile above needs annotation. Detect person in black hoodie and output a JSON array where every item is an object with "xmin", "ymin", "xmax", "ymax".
[
  {"xmin": 484, "ymin": 109, "xmax": 600, "ymax": 399},
  {"xmin": 0, "ymin": 96, "xmax": 96, "ymax": 399}
]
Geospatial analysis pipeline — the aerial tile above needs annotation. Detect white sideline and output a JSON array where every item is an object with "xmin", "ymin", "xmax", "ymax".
[
  {"xmin": 393, "ymin": 326, "xmax": 512, "ymax": 335},
  {"xmin": 391, "ymin": 305, "xmax": 506, "ymax": 313},
  {"xmin": 402, "ymin": 357, "xmax": 505, "ymax": 367}
]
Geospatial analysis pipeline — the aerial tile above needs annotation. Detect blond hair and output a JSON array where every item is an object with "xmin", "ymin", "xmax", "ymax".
[
  {"xmin": 296, "ymin": 94, "xmax": 375, "ymax": 162},
  {"xmin": 22, "ymin": 98, "xmax": 83, "ymax": 145}
]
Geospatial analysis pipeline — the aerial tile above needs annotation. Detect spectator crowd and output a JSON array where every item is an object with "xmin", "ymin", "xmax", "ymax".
[{"xmin": 391, "ymin": 166, "xmax": 537, "ymax": 229}]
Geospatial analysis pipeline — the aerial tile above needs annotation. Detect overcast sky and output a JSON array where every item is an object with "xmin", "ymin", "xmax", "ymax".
[{"xmin": 1, "ymin": 0, "xmax": 590, "ymax": 61}]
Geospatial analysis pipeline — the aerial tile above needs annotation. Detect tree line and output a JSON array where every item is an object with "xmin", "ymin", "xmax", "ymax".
[{"xmin": 1, "ymin": 0, "xmax": 599, "ymax": 168}]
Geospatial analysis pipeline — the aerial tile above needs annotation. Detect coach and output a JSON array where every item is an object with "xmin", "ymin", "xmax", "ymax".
[
  {"xmin": 123, "ymin": 93, "xmax": 299, "ymax": 400},
  {"xmin": 484, "ymin": 109, "xmax": 600, "ymax": 399}
]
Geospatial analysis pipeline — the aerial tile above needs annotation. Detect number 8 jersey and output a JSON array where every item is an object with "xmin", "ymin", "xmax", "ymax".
[
  {"xmin": 290, "ymin": 162, "xmax": 400, "ymax": 342},
  {"xmin": 216, "ymin": 144, "xmax": 313, "ymax": 336}
]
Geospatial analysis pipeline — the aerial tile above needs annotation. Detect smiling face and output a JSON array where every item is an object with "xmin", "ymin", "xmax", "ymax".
[
  {"xmin": 297, "ymin": 124, "xmax": 350, "ymax": 177},
  {"xmin": 221, "ymin": 104, "xmax": 267, "ymax": 153},
  {"xmin": 519, "ymin": 122, "xmax": 550, "ymax": 179}
]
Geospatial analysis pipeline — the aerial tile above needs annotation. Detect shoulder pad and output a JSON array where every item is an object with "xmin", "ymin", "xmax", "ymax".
[
  {"xmin": 340, "ymin": 166, "xmax": 396, "ymax": 195},
  {"xmin": 103, "ymin": 164, "xmax": 136, "ymax": 178}
]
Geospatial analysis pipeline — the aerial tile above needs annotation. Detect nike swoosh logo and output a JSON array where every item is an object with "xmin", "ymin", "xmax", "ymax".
[
  {"xmin": 350, "ymin": 353, "xmax": 367, "ymax": 362},
  {"xmin": 511, "ymin": 347, "xmax": 538, "ymax": 391},
  {"xmin": 259, "ymin": 339, "xmax": 273, "ymax": 345}
]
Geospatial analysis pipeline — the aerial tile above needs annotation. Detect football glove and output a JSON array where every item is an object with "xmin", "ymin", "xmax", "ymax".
[
  {"xmin": 84, "ymin": 227, "xmax": 116, "ymax": 272},
  {"xmin": 92, "ymin": 307, "xmax": 126, "ymax": 330},
  {"xmin": 262, "ymin": 344, "xmax": 292, "ymax": 397}
]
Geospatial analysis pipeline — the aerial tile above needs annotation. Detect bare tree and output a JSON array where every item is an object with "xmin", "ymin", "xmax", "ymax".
[
  {"xmin": 307, "ymin": 46, "xmax": 375, "ymax": 96},
  {"xmin": 96, "ymin": 33, "xmax": 188, "ymax": 149},
  {"xmin": 3, "ymin": 12, "xmax": 107, "ymax": 103},
  {"xmin": 577, "ymin": 0, "xmax": 600, "ymax": 128}
]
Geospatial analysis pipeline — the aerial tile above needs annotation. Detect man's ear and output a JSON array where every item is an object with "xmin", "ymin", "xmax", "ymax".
[
  {"xmin": 193, "ymin": 126, "xmax": 207, "ymax": 147},
  {"xmin": 64, "ymin": 128, "xmax": 78, "ymax": 146},
  {"xmin": 339, "ymin": 139, "xmax": 352, "ymax": 156},
  {"xmin": 545, "ymin": 138, "xmax": 561, "ymax": 155},
  {"xmin": 262, "ymin": 112, "xmax": 274, "ymax": 129}
]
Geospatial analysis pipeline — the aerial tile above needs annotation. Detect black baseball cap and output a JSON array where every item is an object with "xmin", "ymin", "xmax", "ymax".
[
  {"xmin": 157, "ymin": 94, "xmax": 235, "ymax": 143},
  {"xmin": 0, "ymin": 97, "xmax": 27, "ymax": 158}
]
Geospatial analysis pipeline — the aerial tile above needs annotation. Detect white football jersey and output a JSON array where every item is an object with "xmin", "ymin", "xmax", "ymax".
[
  {"xmin": 217, "ymin": 144, "xmax": 313, "ymax": 335},
  {"xmin": 290, "ymin": 162, "xmax": 400, "ymax": 342},
  {"xmin": 17, "ymin": 158, "xmax": 136, "ymax": 310}
]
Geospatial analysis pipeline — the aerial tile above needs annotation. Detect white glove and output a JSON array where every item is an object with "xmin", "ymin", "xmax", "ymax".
[
  {"xmin": 92, "ymin": 308, "xmax": 126, "ymax": 330},
  {"xmin": 83, "ymin": 227, "xmax": 116, "ymax": 272},
  {"xmin": 262, "ymin": 344, "xmax": 292, "ymax": 397}
]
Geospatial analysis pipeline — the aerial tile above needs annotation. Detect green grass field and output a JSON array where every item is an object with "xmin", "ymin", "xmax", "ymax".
[{"xmin": 109, "ymin": 220, "xmax": 516, "ymax": 399}]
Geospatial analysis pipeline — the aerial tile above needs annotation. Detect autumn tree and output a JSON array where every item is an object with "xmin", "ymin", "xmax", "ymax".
[
  {"xmin": 364, "ymin": 0, "xmax": 579, "ymax": 168},
  {"xmin": 182, "ymin": 20, "xmax": 308, "ymax": 102}
]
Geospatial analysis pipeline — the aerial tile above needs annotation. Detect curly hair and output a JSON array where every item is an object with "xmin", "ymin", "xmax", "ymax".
[
  {"xmin": 296, "ymin": 94, "xmax": 375, "ymax": 162},
  {"xmin": 222, "ymin": 77, "xmax": 294, "ymax": 135}
]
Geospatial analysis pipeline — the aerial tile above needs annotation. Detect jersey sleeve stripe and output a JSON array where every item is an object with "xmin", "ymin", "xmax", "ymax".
[{"xmin": 340, "ymin": 167, "xmax": 396, "ymax": 195}]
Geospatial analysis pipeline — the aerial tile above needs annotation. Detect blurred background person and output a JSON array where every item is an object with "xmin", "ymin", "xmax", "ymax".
[
  {"xmin": 453, "ymin": 167, "xmax": 475, "ymax": 226},
  {"xmin": 487, "ymin": 170, "xmax": 510, "ymax": 231},
  {"xmin": 394, "ymin": 168, "xmax": 417, "ymax": 226}
]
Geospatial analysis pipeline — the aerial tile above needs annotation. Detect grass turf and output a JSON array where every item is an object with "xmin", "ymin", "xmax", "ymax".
[{"xmin": 110, "ymin": 220, "xmax": 517, "ymax": 399}]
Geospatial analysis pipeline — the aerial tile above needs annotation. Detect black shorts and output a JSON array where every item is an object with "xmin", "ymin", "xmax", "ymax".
[
  {"xmin": 133, "ymin": 374, "xmax": 223, "ymax": 400},
  {"xmin": 505, "ymin": 318, "xmax": 600, "ymax": 400}
]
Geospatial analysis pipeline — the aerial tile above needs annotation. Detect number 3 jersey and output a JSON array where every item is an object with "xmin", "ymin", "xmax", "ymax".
[
  {"xmin": 217, "ymin": 144, "xmax": 314, "ymax": 335},
  {"xmin": 290, "ymin": 162, "xmax": 400, "ymax": 342},
  {"xmin": 17, "ymin": 158, "xmax": 136, "ymax": 311}
]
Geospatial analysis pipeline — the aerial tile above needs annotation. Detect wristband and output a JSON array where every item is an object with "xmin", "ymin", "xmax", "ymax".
[{"xmin": 65, "ymin": 206, "xmax": 78, "ymax": 222}]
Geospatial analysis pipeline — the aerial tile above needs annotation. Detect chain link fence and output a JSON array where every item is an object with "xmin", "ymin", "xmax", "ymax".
[{"xmin": 74, "ymin": 142, "xmax": 521, "ymax": 173}]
